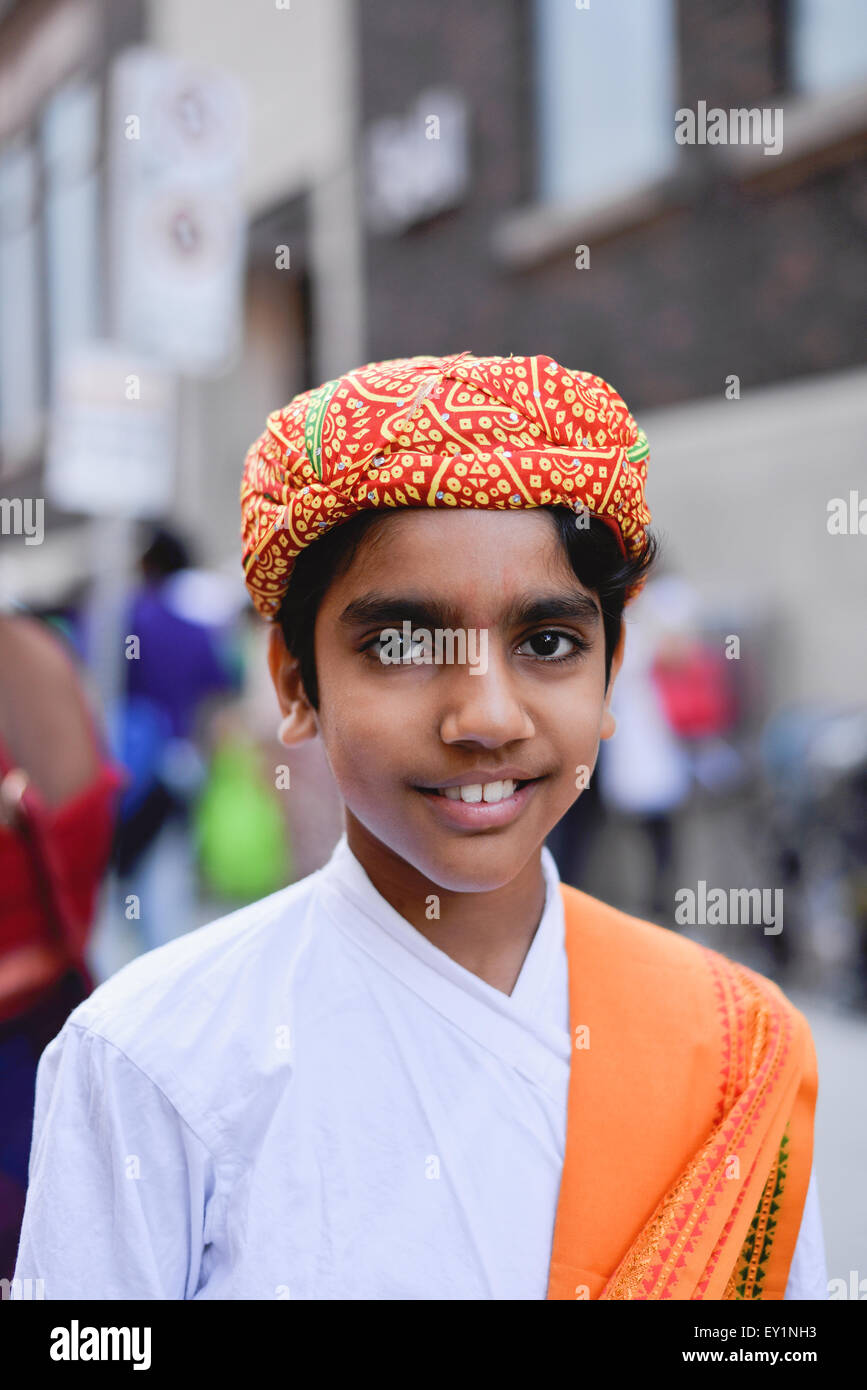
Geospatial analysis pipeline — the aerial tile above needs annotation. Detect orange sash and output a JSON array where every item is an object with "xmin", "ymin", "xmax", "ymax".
[{"xmin": 547, "ymin": 883, "xmax": 818, "ymax": 1300}]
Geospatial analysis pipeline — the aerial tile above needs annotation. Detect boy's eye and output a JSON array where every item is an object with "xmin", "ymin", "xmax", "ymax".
[
  {"xmin": 516, "ymin": 629, "xmax": 590, "ymax": 663},
  {"xmin": 361, "ymin": 632, "xmax": 431, "ymax": 661}
]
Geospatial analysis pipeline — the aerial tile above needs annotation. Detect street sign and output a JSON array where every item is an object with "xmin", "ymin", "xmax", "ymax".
[
  {"xmin": 108, "ymin": 46, "xmax": 247, "ymax": 377},
  {"xmin": 45, "ymin": 341, "xmax": 177, "ymax": 517},
  {"xmin": 365, "ymin": 86, "xmax": 469, "ymax": 234}
]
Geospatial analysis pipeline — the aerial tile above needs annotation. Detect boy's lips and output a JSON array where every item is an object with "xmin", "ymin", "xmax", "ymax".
[
  {"xmin": 413, "ymin": 776, "xmax": 544, "ymax": 831},
  {"xmin": 414, "ymin": 766, "xmax": 540, "ymax": 791}
]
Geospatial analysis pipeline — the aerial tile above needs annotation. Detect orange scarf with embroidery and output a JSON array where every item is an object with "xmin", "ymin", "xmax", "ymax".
[{"xmin": 548, "ymin": 884, "xmax": 818, "ymax": 1300}]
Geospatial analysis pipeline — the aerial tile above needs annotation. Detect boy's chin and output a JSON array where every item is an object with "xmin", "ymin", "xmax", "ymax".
[
  {"xmin": 345, "ymin": 794, "xmax": 553, "ymax": 892},
  {"xmin": 398, "ymin": 829, "xmax": 548, "ymax": 895}
]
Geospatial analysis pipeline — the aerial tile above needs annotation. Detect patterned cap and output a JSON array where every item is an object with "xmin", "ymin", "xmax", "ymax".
[{"xmin": 240, "ymin": 350, "xmax": 652, "ymax": 619}]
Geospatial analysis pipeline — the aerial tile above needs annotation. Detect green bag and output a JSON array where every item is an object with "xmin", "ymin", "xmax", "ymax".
[{"xmin": 193, "ymin": 738, "xmax": 292, "ymax": 901}]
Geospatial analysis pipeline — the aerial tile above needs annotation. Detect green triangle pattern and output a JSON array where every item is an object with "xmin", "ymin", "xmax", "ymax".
[{"xmin": 730, "ymin": 1127, "xmax": 790, "ymax": 1299}]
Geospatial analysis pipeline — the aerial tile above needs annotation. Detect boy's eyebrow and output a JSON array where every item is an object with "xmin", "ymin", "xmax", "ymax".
[{"xmin": 338, "ymin": 590, "xmax": 601, "ymax": 631}]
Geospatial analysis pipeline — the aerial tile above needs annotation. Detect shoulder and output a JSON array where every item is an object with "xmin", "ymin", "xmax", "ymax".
[
  {"xmin": 64, "ymin": 869, "xmax": 322, "ymax": 1090},
  {"xmin": 561, "ymin": 881, "xmax": 715, "ymax": 975},
  {"xmin": 560, "ymin": 882, "xmax": 811, "ymax": 1034}
]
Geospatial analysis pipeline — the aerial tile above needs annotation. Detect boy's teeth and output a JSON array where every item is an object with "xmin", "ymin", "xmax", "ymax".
[{"xmin": 442, "ymin": 779, "xmax": 518, "ymax": 804}]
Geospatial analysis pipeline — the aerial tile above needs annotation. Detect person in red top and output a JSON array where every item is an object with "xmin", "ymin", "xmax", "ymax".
[{"xmin": 0, "ymin": 605, "xmax": 125, "ymax": 1279}]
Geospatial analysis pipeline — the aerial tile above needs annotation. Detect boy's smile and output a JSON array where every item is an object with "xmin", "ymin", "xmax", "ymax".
[
  {"xmin": 269, "ymin": 507, "xmax": 624, "ymax": 992},
  {"xmin": 413, "ymin": 771, "xmax": 544, "ymax": 829}
]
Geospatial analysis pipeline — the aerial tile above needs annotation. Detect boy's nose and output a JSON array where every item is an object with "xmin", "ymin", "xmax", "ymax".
[{"xmin": 437, "ymin": 653, "xmax": 535, "ymax": 749}]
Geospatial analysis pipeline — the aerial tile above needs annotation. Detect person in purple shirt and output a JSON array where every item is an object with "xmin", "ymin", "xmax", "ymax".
[
  {"xmin": 126, "ymin": 529, "xmax": 238, "ymax": 742},
  {"xmin": 112, "ymin": 527, "xmax": 240, "ymax": 948}
]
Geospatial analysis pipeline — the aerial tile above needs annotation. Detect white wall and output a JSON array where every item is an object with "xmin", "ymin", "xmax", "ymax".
[
  {"xmin": 638, "ymin": 365, "xmax": 867, "ymax": 708},
  {"xmin": 146, "ymin": 0, "xmax": 353, "ymax": 217}
]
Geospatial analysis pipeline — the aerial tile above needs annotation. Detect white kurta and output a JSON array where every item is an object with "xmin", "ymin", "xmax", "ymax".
[{"xmin": 13, "ymin": 835, "xmax": 826, "ymax": 1300}]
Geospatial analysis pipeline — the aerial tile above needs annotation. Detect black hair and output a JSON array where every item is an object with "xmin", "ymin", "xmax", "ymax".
[
  {"xmin": 276, "ymin": 507, "xmax": 659, "ymax": 710},
  {"xmin": 140, "ymin": 525, "xmax": 191, "ymax": 582}
]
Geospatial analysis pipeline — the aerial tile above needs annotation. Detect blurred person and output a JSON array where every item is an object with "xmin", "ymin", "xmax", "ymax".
[
  {"xmin": 595, "ymin": 573, "xmax": 698, "ymax": 916},
  {"xmin": 0, "ymin": 606, "xmax": 124, "ymax": 1279},
  {"xmin": 230, "ymin": 602, "xmax": 344, "ymax": 882},
  {"xmin": 760, "ymin": 705, "xmax": 867, "ymax": 998},
  {"xmin": 108, "ymin": 525, "xmax": 241, "ymax": 950},
  {"xmin": 14, "ymin": 354, "xmax": 825, "ymax": 1300}
]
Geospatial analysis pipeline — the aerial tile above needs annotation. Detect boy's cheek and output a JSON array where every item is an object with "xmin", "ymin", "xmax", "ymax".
[{"xmin": 319, "ymin": 730, "xmax": 405, "ymax": 804}]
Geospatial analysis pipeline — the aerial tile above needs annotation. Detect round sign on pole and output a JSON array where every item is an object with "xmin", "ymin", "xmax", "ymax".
[{"xmin": 108, "ymin": 46, "xmax": 248, "ymax": 378}]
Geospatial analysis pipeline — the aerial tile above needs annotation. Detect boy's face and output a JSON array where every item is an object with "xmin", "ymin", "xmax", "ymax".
[{"xmin": 269, "ymin": 508, "xmax": 624, "ymax": 894}]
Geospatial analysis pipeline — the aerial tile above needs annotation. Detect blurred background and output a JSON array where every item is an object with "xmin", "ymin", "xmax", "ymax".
[{"xmin": 0, "ymin": 0, "xmax": 865, "ymax": 1288}]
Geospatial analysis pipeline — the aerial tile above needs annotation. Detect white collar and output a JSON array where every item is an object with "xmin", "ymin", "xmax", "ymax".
[{"xmin": 315, "ymin": 832, "xmax": 571, "ymax": 1093}]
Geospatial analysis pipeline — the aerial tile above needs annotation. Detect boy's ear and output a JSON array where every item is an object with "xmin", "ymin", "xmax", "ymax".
[
  {"xmin": 267, "ymin": 624, "xmax": 318, "ymax": 743},
  {"xmin": 599, "ymin": 621, "xmax": 626, "ymax": 741}
]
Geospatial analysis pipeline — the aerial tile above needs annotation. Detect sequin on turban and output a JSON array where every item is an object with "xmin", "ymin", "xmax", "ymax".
[{"xmin": 240, "ymin": 350, "xmax": 652, "ymax": 620}]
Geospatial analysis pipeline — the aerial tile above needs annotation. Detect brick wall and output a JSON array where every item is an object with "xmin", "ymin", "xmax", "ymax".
[{"xmin": 358, "ymin": 0, "xmax": 867, "ymax": 411}]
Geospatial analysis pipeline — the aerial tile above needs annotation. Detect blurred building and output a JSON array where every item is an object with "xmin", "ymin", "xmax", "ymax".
[
  {"xmin": 0, "ymin": 0, "xmax": 363, "ymax": 611},
  {"xmin": 1, "ymin": 0, "xmax": 865, "ymax": 710}
]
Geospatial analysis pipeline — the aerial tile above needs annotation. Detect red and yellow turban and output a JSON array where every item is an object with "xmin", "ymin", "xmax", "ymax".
[{"xmin": 240, "ymin": 350, "xmax": 652, "ymax": 619}]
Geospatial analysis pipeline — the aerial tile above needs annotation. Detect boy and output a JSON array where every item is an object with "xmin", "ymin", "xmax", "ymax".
[{"xmin": 13, "ymin": 351, "xmax": 824, "ymax": 1299}]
